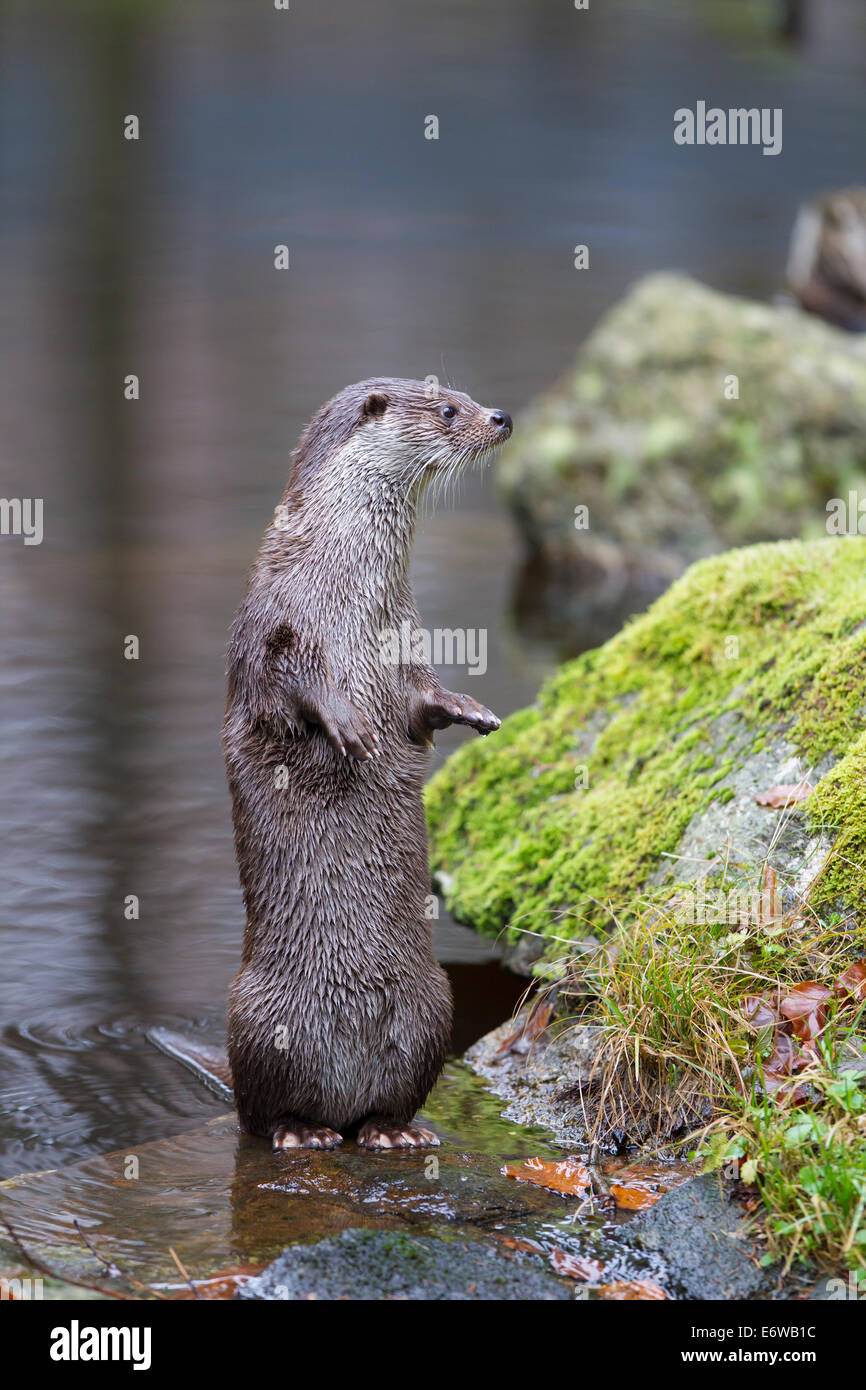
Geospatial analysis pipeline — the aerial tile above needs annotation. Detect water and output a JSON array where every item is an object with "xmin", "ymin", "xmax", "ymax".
[
  {"xmin": 1, "ymin": 0, "xmax": 865, "ymax": 1179},
  {"xmin": 0, "ymin": 1058, "xmax": 689, "ymax": 1299}
]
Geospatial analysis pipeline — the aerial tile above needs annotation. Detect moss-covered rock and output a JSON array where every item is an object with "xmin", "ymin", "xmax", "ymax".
[
  {"xmin": 237, "ymin": 1229, "xmax": 574, "ymax": 1301},
  {"xmin": 499, "ymin": 274, "xmax": 866, "ymax": 585},
  {"xmin": 426, "ymin": 538, "xmax": 866, "ymax": 959}
]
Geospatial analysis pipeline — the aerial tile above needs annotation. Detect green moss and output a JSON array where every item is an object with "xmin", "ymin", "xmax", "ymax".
[
  {"xmin": 426, "ymin": 538, "xmax": 866, "ymax": 946},
  {"xmin": 807, "ymin": 731, "xmax": 866, "ymax": 910}
]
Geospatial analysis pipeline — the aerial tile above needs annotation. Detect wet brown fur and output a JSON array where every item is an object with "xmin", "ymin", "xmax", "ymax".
[{"xmin": 224, "ymin": 378, "xmax": 511, "ymax": 1143}]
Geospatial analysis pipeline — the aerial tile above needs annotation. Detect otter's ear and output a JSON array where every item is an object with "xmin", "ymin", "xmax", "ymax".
[{"xmin": 361, "ymin": 391, "xmax": 389, "ymax": 420}]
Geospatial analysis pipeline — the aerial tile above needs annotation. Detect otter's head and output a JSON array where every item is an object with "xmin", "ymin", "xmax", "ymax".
[{"xmin": 288, "ymin": 377, "xmax": 512, "ymax": 503}]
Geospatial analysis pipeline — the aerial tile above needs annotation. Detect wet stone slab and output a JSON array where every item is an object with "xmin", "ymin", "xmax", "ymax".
[
  {"xmin": 260, "ymin": 1146, "xmax": 565, "ymax": 1226},
  {"xmin": 0, "ymin": 1119, "xmax": 567, "ymax": 1295},
  {"xmin": 465, "ymin": 1015, "xmax": 605, "ymax": 1148}
]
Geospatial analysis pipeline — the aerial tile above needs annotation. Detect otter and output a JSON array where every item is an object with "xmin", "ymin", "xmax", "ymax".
[{"xmin": 224, "ymin": 378, "xmax": 512, "ymax": 1150}]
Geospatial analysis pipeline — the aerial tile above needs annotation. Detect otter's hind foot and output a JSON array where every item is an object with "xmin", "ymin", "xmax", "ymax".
[
  {"xmin": 273, "ymin": 1119, "xmax": 343, "ymax": 1150},
  {"xmin": 356, "ymin": 1119, "xmax": 440, "ymax": 1150}
]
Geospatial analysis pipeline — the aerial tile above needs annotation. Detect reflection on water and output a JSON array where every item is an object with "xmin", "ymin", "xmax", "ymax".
[{"xmin": 1, "ymin": 0, "xmax": 865, "ymax": 1177}]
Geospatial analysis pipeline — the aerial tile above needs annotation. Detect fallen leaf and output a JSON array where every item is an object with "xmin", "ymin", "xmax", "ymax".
[
  {"xmin": 759, "ymin": 863, "xmax": 782, "ymax": 925},
  {"xmin": 836, "ymin": 961, "xmax": 866, "ymax": 1003},
  {"xmin": 764, "ymin": 1030, "xmax": 805, "ymax": 1077},
  {"xmin": 496, "ymin": 1234, "xmax": 544, "ymax": 1256},
  {"xmin": 779, "ymin": 982, "xmax": 832, "ymax": 1042},
  {"xmin": 743, "ymin": 992, "xmax": 780, "ymax": 1030},
  {"xmin": 496, "ymin": 998, "xmax": 555, "ymax": 1056},
  {"xmin": 166, "ymin": 1263, "xmax": 261, "ymax": 1300},
  {"xmin": 607, "ymin": 1160, "xmax": 695, "ymax": 1212},
  {"xmin": 762, "ymin": 1072, "xmax": 812, "ymax": 1106},
  {"xmin": 550, "ymin": 1247, "xmax": 605, "ymax": 1281},
  {"xmin": 609, "ymin": 1182, "xmax": 661, "ymax": 1211},
  {"xmin": 755, "ymin": 783, "xmax": 813, "ymax": 808},
  {"xmin": 501, "ymin": 1155, "xmax": 592, "ymax": 1198},
  {"xmin": 598, "ymin": 1279, "xmax": 667, "ymax": 1300}
]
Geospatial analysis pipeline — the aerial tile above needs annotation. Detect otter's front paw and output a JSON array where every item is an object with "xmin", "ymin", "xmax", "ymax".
[
  {"xmin": 433, "ymin": 691, "xmax": 501, "ymax": 736},
  {"xmin": 318, "ymin": 702, "xmax": 380, "ymax": 761},
  {"xmin": 408, "ymin": 688, "xmax": 501, "ymax": 741},
  {"xmin": 450, "ymin": 693, "xmax": 501, "ymax": 735}
]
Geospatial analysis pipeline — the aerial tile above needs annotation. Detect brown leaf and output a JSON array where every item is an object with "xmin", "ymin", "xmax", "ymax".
[
  {"xmin": 765, "ymin": 1074, "xmax": 812, "ymax": 1107},
  {"xmin": 764, "ymin": 1030, "xmax": 803, "ymax": 1077},
  {"xmin": 496, "ymin": 999, "xmax": 555, "ymax": 1056},
  {"xmin": 169, "ymin": 1263, "xmax": 261, "ymax": 1300},
  {"xmin": 496, "ymin": 1235, "xmax": 545, "ymax": 1256},
  {"xmin": 743, "ymin": 992, "xmax": 780, "ymax": 1030},
  {"xmin": 836, "ymin": 961, "xmax": 866, "ymax": 1003},
  {"xmin": 550, "ymin": 1248, "xmax": 605, "ymax": 1281},
  {"xmin": 598, "ymin": 1279, "xmax": 667, "ymax": 1300},
  {"xmin": 501, "ymin": 1155, "xmax": 592, "ymax": 1198},
  {"xmin": 606, "ymin": 1159, "xmax": 694, "ymax": 1211},
  {"xmin": 779, "ymin": 981, "xmax": 832, "ymax": 1042},
  {"xmin": 759, "ymin": 863, "xmax": 781, "ymax": 925},
  {"xmin": 609, "ymin": 1183, "xmax": 660, "ymax": 1211},
  {"xmin": 755, "ymin": 783, "xmax": 813, "ymax": 808}
]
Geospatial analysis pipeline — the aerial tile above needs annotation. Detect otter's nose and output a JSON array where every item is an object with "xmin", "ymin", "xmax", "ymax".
[{"xmin": 488, "ymin": 410, "xmax": 512, "ymax": 435}]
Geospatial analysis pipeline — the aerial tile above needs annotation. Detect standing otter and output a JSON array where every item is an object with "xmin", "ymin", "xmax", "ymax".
[{"xmin": 224, "ymin": 378, "xmax": 512, "ymax": 1150}]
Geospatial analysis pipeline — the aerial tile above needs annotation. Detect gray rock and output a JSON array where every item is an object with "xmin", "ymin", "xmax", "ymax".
[
  {"xmin": 649, "ymin": 724, "xmax": 836, "ymax": 913},
  {"xmin": 465, "ymin": 1015, "xmax": 605, "ymax": 1148},
  {"xmin": 499, "ymin": 273, "xmax": 866, "ymax": 590},
  {"xmin": 237, "ymin": 1227, "xmax": 574, "ymax": 1301},
  {"xmin": 625, "ymin": 1173, "xmax": 778, "ymax": 1301}
]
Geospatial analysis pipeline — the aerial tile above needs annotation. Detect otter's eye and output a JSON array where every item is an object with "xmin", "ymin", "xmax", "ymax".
[{"xmin": 441, "ymin": 404, "xmax": 457, "ymax": 421}]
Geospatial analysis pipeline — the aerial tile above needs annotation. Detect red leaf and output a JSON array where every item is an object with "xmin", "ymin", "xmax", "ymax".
[
  {"xmin": 764, "ymin": 1030, "xmax": 801, "ymax": 1077},
  {"xmin": 496, "ymin": 1234, "xmax": 545, "ymax": 1256},
  {"xmin": 496, "ymin": 999, "xmax": 555, "ymax": 1056},
  {"xmin": 759, "ymin": 863, "xmax": 782, "ymax": 925},
  {"xmin": 550, "ymin": 1248, "xmax": 605, "ymax": 1281},
  {"xmin": 609, "ymin": 1182, "xmax": 661, "ymax": 1211},
  {"xmin": 606, "ymin": 1160, "xmax": 694, "ymax": 1211},
  {"xmin": 762, "ymin": 1072, "xmax": 812, "ymax": 1106},
  {"xmin": 169, "ymin": 1263, "xmax": 261, "ymax": 1300},
  {"xmin": 501, "ymin": 1155, "xmax": 592, "ymax": 1198},
  {"xmin": 598, "ymin": 1279, "xmax": 667, "ymax": 1300}
]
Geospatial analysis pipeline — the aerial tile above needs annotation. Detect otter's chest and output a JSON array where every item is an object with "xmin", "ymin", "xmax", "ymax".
[{"xmin": 327, "ymin": 601, "xmax": 414, "ymax": 713}]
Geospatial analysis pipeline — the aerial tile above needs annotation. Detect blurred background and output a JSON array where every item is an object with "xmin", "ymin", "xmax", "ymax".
[{"xmin": 1, "ymin": 0, "xmax": 864, "ymax": 1177}]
